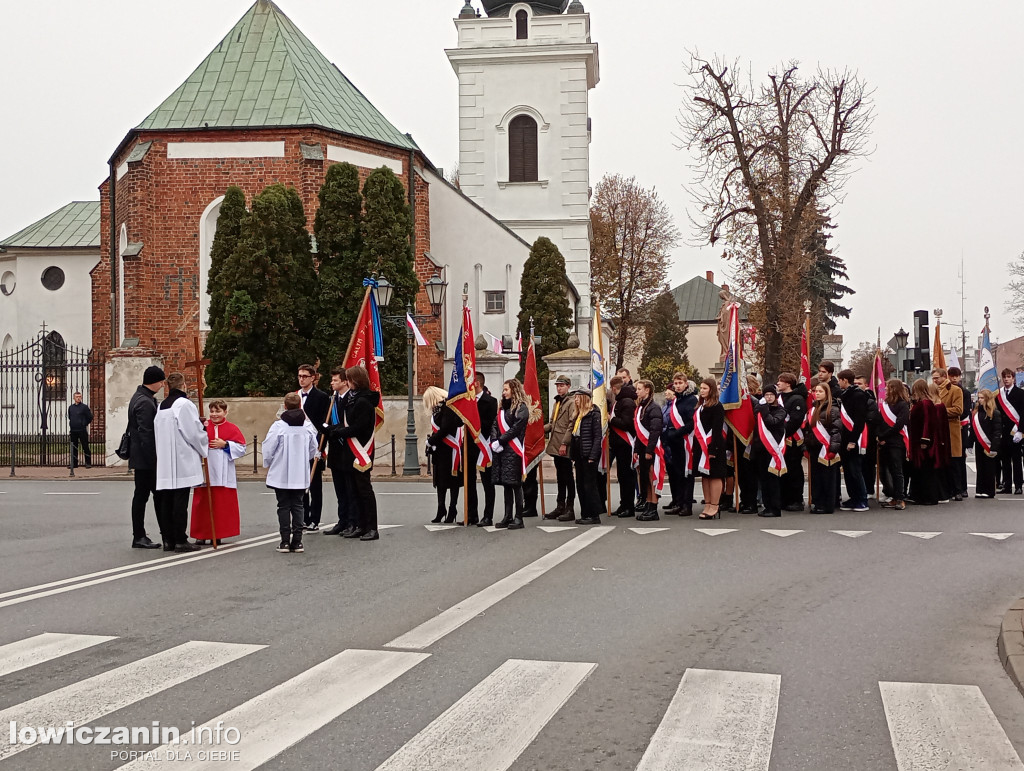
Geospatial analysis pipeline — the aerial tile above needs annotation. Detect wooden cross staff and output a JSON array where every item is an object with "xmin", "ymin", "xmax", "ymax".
[{"xmin": 185, "ymin": 336, "xmax": 218, "ymax": 549}]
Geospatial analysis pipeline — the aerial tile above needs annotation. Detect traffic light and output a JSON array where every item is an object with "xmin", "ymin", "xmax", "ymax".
[{"xmin": 913, "ymin": 310, "xmax": 930, "ymax": 371}]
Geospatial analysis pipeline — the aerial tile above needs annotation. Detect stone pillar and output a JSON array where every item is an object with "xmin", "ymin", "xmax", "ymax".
[
  {"xmin": 105, "ymin": 350, "xmax": 161, "ymax": 467},
  {"xmin": 541, "ymin": 348, "xmax": 592, "ymax": 415}
]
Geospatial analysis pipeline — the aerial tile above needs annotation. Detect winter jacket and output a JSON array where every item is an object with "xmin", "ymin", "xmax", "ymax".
[
  {"xmin": 935, "ymin": 380, "xmax": 964, "ymax": 457},
  {"xmin": 426, "ymin": 403, "xmax": 464, "ymax": 488},
  {"xmin": 752, "ymin": 400, "xmax": 786, "ymax": 461},
  {"xmin": 634, "ymin": 395, "xmax": 663, "ymax": 455},
  {"xmin": 545, "ymin": 393, "xmax": 578, "ymax": 456},
  {"xmin": 68, "ymin": 402, "xmax": 93, "ymax": 431},
  {"xmin": 781, "ymin": 383, "xmax": 808, "ymax": 442},
  {"xmin": 972, "ymin": 406, "xmax": 1002, "ymax": 455},
  {"xmin": 806, "ymin": 403, "xmax": 842, "ymax": 459},
  {"xmin": 490, "ymin": 400, "xmax": 529, "ymax": 486},
  {"xmin": 838, "ymin": 386, "xmax": 867, "ymax": 446},
  {"xmin": 608, "ymin": 384, "xmax": 637, "ymax": 449},
  {"xmin": 321, "ymin": 390, "xmax": 353, "ymax": 471},
  {"xmin": 570, "ymin": 406, "xmax": 603, "ymax": 463},
  {"xmin": 909, "ymin": 400, "xmax": 938, "ymax": 467},
  {"xmin": 127, "ymin": 384, "xmax": 159, "ymax": 471},
  {"xmin": 327, "ymin": 388, "xmax": 380, "ymax": 469},
  {"xmin": 478, "ymin": 388, "xmax": 498, "ymax": 439},
  {"xmin": 662, "ymin": 382, "xmax": 697, "ymax": 451},
  {"xmin": 876, "ymin": 399, "xmax": 910, "ymax": 446}
]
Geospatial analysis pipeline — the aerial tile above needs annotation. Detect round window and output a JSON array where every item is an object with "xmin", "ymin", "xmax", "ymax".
[
  {"xmin": 0, "ymin": 270, "xmax": 14, "ymax": 296},
  {"xmin": 41, "ymin": 266, "xmax": 65, "ymax": 291}
]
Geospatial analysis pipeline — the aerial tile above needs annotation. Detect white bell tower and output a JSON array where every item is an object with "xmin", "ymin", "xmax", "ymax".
[{"xmin": 446, "ymin": 0, "xmax": 600, "ymax": 335}]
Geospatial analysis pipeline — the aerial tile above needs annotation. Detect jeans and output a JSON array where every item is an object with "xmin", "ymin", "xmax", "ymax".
[
  {"xmin": 275, "ymin": 488, "xmax": 304, "ymax": 545},
  {"xmin": 70, "ymin": 429, "xmax": 91, "ymax": 467}
]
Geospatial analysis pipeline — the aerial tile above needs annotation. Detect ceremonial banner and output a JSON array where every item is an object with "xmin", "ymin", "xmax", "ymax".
[
  {"xmin": 870, "ymin": 350, "xmax": 887, "ymax": 403},
  {"xmin": 718, "ymin": 303, "xmax": 755, "ymax": 444},
  {"xmin": 523, "ymin": 338, "xmax": 545, "ymax": 473},
  {"xmin": 948, "ymin": 346, "xmax": 961, "ymax": 371},
  {"xmin": 978, "ymin": 326, "xmax": 998, "ymax": 393},
  {"xmin": 447, "ymin": 306, "xmax": 482, "ymax": 442},
  {"xmin": 344, "ymin": 287, "xmax": 385, "ymax": 431},
  {"xmin": 801, "ymin": 315, "xmax": 814, "ymax": 414},
  {"xmin": 933, "ymin": 321, "xmax": 947, "ymax": 370},
  {"xmin": 592, "ymin": 299, "xmax": 608, "ymax": 430}
]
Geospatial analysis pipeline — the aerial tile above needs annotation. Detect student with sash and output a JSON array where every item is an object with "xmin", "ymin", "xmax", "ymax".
[
  {"xmin": 996, "ymin": 368, "xmax": 1024, "ymax": 495},
  {"xmin": 607, "ymin": 375, "xmax": 638, "ymax": 518},
  {"xmin": 908, "ymin": 379, "xmax": 940, "ymax": 506},
  {"xmin": 806, "ymin": 382, "xmax": 842, "ymax": 514},
  {"xmin": 490, "ymin": 379, "xmax": 530, "ymax": 530},
  {"xmin": 569, "ymin": 388, "xmax": 603, "ymax": 524},
  {"xmin": 662, "ymin": 372, "xmax": 698, "ymax": 517},
  {"xmin": 751, "ymin": 384, "xmax": 787, "ymax": 517},
  {"xmin": 837, "ymin": 369, "xmax": 869, "ymax": 512},
  {"xmin": 424, "ymin": 386, "xmax": 464, "ymax": 525},
  {"xmin": 877, "ymin": 378, "xmax": 910, "ymax": 510},
  {"xmin": 321, "ymin": 367, "xmax": 358, "ymax": 537},
  {"xmin": 468, "ymin": 373, "xmax": 499, "ymax": 527},
  {"xmin": 948, "ymin": 367, "xmax": 972, "ymax": 498},
  {"xmin": 777, "ymin": 373, "xmax": 808, "ymax": 512},
  {"xmin": 692, "ymin": 377, "xmax": 728, "ymax": 519},
  {"xmin": 633, "ymin": 379, "xmax": 665, "ymax": 521},
  {"xmin": 972, "ymin": 389, "xmax": 1002, "ymax": 498},
  {"xmin": 855, "ymin": 374, "xmax": 880, "ymax": 500}
]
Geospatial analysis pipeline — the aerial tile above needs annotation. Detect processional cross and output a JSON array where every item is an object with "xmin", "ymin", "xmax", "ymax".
[{"xmin": 185, "ymin": 336, "xmax": 217, "ymax": 548}]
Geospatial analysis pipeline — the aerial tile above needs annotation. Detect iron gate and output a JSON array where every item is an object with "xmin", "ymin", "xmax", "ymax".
[{"xmin": 0, "ymin": 330, "xmax": 105, "ymax": 467}]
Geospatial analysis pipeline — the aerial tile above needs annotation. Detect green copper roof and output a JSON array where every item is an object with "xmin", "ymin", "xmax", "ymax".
[
  {"xmin": 136, "ymin": 0, "xmax": 416, "ymax": 151},
  {"xmin": 669, "ymin": 275, "xmax": 749, "ymax": 323},
  {"xmin": 0, "ymin": 202, "xmax": 101, "ymax": 250}
]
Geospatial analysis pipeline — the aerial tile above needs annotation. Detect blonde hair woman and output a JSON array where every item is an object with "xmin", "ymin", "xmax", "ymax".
[
  {"xmin": 973, "ymin": 389, "xmax": 1002, "ymax": 498},
  {"xmin": 569, "ymin": 389, "xmax": 603, "ymax": 524},
  {"xmin": 423, "ymin": 386, "xmax": 463, "ymax": 523},
  {"xmin": 490, "ymin": 379, "xmax": 530, "ymax": 529}
]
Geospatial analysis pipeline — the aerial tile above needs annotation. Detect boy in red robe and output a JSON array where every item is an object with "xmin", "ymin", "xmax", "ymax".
[{"xmin": 191, "ymin": 399, "xmax": 246, "ymax": 545}]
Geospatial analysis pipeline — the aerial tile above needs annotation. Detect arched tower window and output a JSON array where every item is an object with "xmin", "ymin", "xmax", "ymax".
[
  {"xmin": 516, "ymin": 9, "xmax": 528, "ymax": 40},
  {"xmin": 509, "ymin": 115, "xmax": 538, "ymax": 183},
  {"xmin": 42, "ymin": 330, "xmax": 67, "ymax": 401},
  {"xmin": 199, "ymin": 196, "xmax": 224, "ymax": 330}
]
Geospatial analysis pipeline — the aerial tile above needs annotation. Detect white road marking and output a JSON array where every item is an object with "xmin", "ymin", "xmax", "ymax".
[
  {"xmin": 629, "ymin": 527, "xmax": 670, "ymax": 535},
  {"xmin": 375, "ymin": 659, "xmax": 595, "ymax": 771},
  {"xmin": 424, "ymin": 525, "xmax": 459, "ymax": 532},
  {"xmin": 636, "ymin": 668, "xmax": 780, "ymax": 771},
  {"xmin": 0, "ymin": 640, "xmax": 263, "ymax": 761},
  {"xmin": 378, "ymin": 524, "xmax": 404, "ymax": 530},
  {"xmin": 880, "ymin": 681, "xmax": 1024, "ymax": 770},
  {"xmin": 43, "ymin": 491, "xmax": 101, "ymax": 495},
  {"xmin": 970, "ymin": 532, "xmax": 1014, "ymax": 541},
  {"xmin": 761, "ymin": 529, "xmax": 803, "ymax": 537},
  {"xmin": 482, "ymin": 526, "xmax": 508, "ymax": 533},
  {"xmin": 119, "ymin": 649, "xmax": 428, "ymax": 771},
  {"xmin": 386, "ymin": 527, "xmax": 613, "ymax": 650},
  {"xmin": 831, "ymin": 530, "xmax": 871, "ymax": 538},
  {"xmin": 537, "ymin": 526, "xmax": 578, "ymax": 532},
  {"xmin": 694, "ymin": 528, "xmax": 737, "ymax": 536},
  {"xmin": 900, "ymin": 532, "xmax": 942, "ymax": 540},
  {"xmin": 0, "ymin": 633, "xmax": 116, "ymax": 678},
  {"xmin": 0, "ymin": 534, "xmax": 280, "ymax": 609}
]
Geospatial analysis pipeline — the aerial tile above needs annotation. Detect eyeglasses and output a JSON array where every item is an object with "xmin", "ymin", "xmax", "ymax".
[{"xmin": 298, "ymin": 373, "xmax": 314, "ymax": 379}]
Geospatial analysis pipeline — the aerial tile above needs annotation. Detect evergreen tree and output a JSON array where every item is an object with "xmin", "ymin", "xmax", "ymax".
[
  {"xmin": 206, "ymin": 184, "xmax": 317, "ymax": 395},
  {"xmin": 639, "ymin": 290, "xmax": 699, "ymax": 388},
  {"xmin": 312, "ymin": 162, "xmax": 364, "ymax": 372},
  {"xmin": 517, "ymin": 237, "xmax": 574, "ymax": 414},
  {"xmin": 801, "ymin": 212, "xmax": 853, "ymax": 365},
  {"xmin": 361, "ymin": 167, "xmax": 417, "ymax": 394},
  {"xmin": 204, "ymin": 186, "xmax": 247, "ymax": 394}
]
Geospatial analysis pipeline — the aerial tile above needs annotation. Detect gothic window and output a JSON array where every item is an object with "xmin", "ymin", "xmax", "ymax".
[
  {"xmin": 1, "ymin": 334, "xmax": 13, "ymax": 351},
  {"xmin": 42, "ymin": 330, "xmax": 67, "ymax": 401},
  {"xmin": 509, "ymin": 115, "xmax": 538, "ymax": 183},
  {"xmin": 516, "ymin": 10, "xmax": 528, "ymax": 40}
]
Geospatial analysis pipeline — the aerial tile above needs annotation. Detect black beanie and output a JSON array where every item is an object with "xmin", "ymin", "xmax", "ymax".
[
  {"xmin": 761, "ymin": 384, "xmax": 778, "ymax": 396},
  {"xmin": 143, "ymin": 365, "xmax": 166, "ymax": 385}
]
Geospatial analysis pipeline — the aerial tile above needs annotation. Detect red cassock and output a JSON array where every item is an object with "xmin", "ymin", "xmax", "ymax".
[{"xmin": 190, "ymin": 419, "xmax": 246, "ymax": 540}]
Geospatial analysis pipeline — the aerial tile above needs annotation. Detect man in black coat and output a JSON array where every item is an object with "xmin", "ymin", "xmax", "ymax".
[
  {"xmin": 297, "ymin": 364, "xmax": 330, "ymax": 531},
  {"xmin": 127, "ymin": 366, "xmax": 165, "ymax": 549},
  {"xmin": 996, "ymin": 368, "xmax": 1024, "ymax": 494},
  {"xmin": 320, "ymin": 367, "xmax": 356, "ymax": 536},
  {"xmin": 837, "ymin": 369, "xmax": 869, "ymax": 510},
  {"xmin": 468, "ymin": 373, "xmax": 498, "ymax": 526},
  {"xmin": 777, "ymin": 373, "xmax": 807, "ymax": 511},
  {"xmin": 633, "ymin": 379, "xmax": 664, "ymax": 521},
  {"xmin": 68, "ymin": 391, "xmax": 93, "ymax": 469},
  {"xmin": 752, "ymin": 384, "xmax": 788, "ymax": 517},
  {"xmin": 325, "ymin": 366, "xmax": 380, "ymax": 541},
  {"xmin": 662, "ymin": 372, "xmax": 697, "ymax": 517},
  {"xmin": 855, "ymin": 374, "xmax": 880, "ymax": 498},
  {"xmin": 608, "ymin": 376, "xmax": 637, "ymax": 517}
]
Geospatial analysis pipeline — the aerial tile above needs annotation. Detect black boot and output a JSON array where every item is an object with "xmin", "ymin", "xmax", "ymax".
[
  {"xmin": 494, "ymin": 516, "xmax": 512, "ymax": 529},
  {"xmin": 544, "ymin": 503, "xmax": 564, "ymax": 521},
  {"xmin": 444, "ymin": 507, "xmax": 458, "ymax": 524},
  {"xmin": 507, "ymin": 516, "xmax": 524, "ymax": 530},
  {"xmin": 430, "ymin": 509, "xmax": 444, "ymax": 524}
]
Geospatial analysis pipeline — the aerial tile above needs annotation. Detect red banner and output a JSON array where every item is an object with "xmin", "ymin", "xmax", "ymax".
[{"xmin": 523, "ymin": 340, "xmax": 545, "ymax": 471}]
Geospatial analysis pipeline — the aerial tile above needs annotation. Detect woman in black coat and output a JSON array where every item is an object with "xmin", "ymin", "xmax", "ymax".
[
  {"xmin": 490, "ymin": 379, "xmax": 530, "ymax": 530},
  {"xmin": 569, "ymin": 389, "xmax": 604, "ymax": 524},
  {"xmin": 973, "ymin": 388, "xmax": 1002, "ymax": 499},
  {"xmin": 424, "ymin": 386, "xmax": 464, "ymax": 524},
  {"xmin": 692, "ymin": 377, "xmax": 728, "ymax": 519},
  {"xmin": 806, "ymin": 382, "xmax": 843, "ymax": 514},
  {"xmin": 751, "ymin": 384, "xmax": 787, "ymax": 517},
  {"xmin": 877, "ymin": 378, "xmax": 911, "ymax": 509}
]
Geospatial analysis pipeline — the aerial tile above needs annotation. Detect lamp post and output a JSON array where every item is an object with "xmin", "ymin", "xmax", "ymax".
[
  {"xmin": 373, "ymin": 273, "xmax": 447, "ymax": 476},
  {"xmin": 893, "ymin": 327, "xmax": 909, "ymax": 384}
]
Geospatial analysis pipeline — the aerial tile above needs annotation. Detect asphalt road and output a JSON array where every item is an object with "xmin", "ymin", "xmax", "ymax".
[{"xmin": 3, "ymin": 472, "xmax": 1024, "ymax": 770}]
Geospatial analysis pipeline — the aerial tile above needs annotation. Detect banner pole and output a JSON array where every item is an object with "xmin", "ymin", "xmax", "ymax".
[{"xmin": 463, "ymin": 429, "xmax": 470, "ymax": 526}]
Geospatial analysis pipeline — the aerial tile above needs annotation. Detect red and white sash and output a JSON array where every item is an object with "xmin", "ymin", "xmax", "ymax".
[
  {"xmin": 668, "ymin": 399, "xmax": 695, "ymax": 477},
  {"xmin": 693, "ymin": 406, "xmax": 712, "ymax": 475},
  {"xmin": 431, "ymin": 416, "xmax": 463, "ymax": 476},
  {"xmin": 634, "ymin": 403, "xmax": 666, "ymax": 494},
  {"xmin": 840, "ymin": 402, "xmax": 855, "ymax": 432},
  {"xmin": 998, "ymin": 389, "xmax": 1020, "ymax": 432},
  {"xmin": 497, "ymin": 408, "xmax": 527, "ymax": 480},
  {"xmin": 879, "ymin": 401, "xmax": 910, "ymax": 458},
  {"xmin": 786, "ymin": 427, "xmax": 804, "ymax": 448},
  {"xmin": 476, "ymin": 433, "xmax": 492, "ymax": 471},
  {"xmin": 858, "ymin": 425, "xmax": 869, "ymax": 456},
  {"xmin": 972, "ymin": 412, "xmax": 994, "ymax": 456},
  {"xmin": 811, "ymin": 420, "xmax": 839, "ymax": 465},
  {"xmin": 345, "ymin": 413, "xmax": 374, "ymax": 472},
  {"xmin": 757, "ymin": 414, "xmax": 787, "ymax": 476}
]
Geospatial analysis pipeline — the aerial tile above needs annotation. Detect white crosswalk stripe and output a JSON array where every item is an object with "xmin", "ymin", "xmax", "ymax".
[
  {"xmin": 375, "ymin": 659, "xmax": 595, "ymax": 771},
  {"xmin": 831, "ymin": 530, "xmax": 871, "ymax": 538},
  {"xmin": 0, "ymin": 640, "xmax": 263, "ymax": 761},
  {"xmin": 880, "ymin": 681, "xmax": 1024, "ymax": 769},
  {"xmin": 0, "ymin": 632, "xmax": 116, "ymax": 678},
  {"xmin": 120, "ymin": 649, "xmax": 429, "ymax": 771},
  {"xmin": 761, "ymin": 529, "xmax": 803, "ymax": 537},
  {"xmin": 636, "ymin": 668, "xmax": 780, "ymax": 771}
]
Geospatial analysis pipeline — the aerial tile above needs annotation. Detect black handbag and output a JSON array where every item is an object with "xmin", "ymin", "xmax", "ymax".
[{"xmin": 115, "ymin": 412, "xmax": 131, "ymax": 460}]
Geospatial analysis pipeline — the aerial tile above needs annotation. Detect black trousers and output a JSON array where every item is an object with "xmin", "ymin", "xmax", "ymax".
[
  {"xmin": 351, "ymin": 468, "xmax": 378, "ymax": 532},
  {"xmin": 70, "ymin": 429, "xmax": 91, "ymax": 466},
  {"xmin": 810, "ymin": 462, "xmax": 839, "ymax": 513},
  {"xmin": 610, "ymin": 440, "xmax": 636, "ymax": 510},
  {"xmin": 756, "ymin": 455, "xmax": 781, "ymax": 514},
  {"xmin": 131, "ymin": 468, "xmax": 158, "ymax": 539},
  {"xmin": 553, "ymin": 455, "xmax": 576, "ymax": 507},
  {"xmin": 435, "ymin": 483, "xmax": 461, "ymax": 520},
  {"xmin": 466, "ymin": 458, "xmax": 494, "ymax": 522},
  {"xmin": 330, "ymin": 466, "xmax": 358, "ymax": 530},
  {"xmin": 861, "ymin": 440, "xmax": 877, "ymax": 496},
  {"xmin": 840, "ymin": 447, "xmax": 867, "ymax": 505},
  {"xmin": 781, "ymin": 444, "xmax": 805, "ymax": 506},
  {"xmin": 304, "ymin": 457, "xmax": 324, "ymax": 525},
  {"xmin": 879, "ymin": 442, "xmax": 906, "ymax": 501},
  {"xmin": 665, "ymin": 447, "xmax": 687, "ymax": 505},
  {"xmin": 275, "ymin": 488, "xmax": 304, "ymax": 545},
  {"xmin": 953, "ymin": 453, "xmax": 968, "ymax": 496},
  {"xmin": 977, "ymin": 450, "xmax": 998, "ymax": 497},
  {"xmin": 637, "ymin": 456, "xmax": 653, "ymax": 501},
  {"xmin": 999, "ymin": 441, "xmax": 1023, "ymax": 490},
  {"xmin": 575, "ymin": 459, "xmax": 602, "ymax": 517},
  {"xmin": 522, "ymin": 466, "xmax": 539, "ymax": 515},
  {"xmin": 502, "ymin": 483, "xmax": 525, "ymax": 520},
  {"xmin": 156, "ymin": 487, "xmax": 190, "ymax": 544},
  {"xmin": 738, "ymin": 452, "xmax": 758, "ymax": 509}
]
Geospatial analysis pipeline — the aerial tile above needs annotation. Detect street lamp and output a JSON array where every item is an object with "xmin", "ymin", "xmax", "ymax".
[
  {"xmin": 893, "ymin": 327, "xmax": 909, "ymax": 383},
  {"xmin": 374, "ymin": 272, "xmax": 447, "ymax": 476}
]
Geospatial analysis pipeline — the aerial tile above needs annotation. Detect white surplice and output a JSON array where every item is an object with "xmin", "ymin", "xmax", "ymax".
[
  {"xmin": 263, "ymin": 420, "xmax": 317, "ymax": 490},
  {"xmin": 155, "ymin": 395, "xmax": 209, "ymax": 490}
]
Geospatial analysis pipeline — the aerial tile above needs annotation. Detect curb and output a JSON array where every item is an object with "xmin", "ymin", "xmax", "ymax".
[{"xmin": 998, "ymin": 597, "xmax": 1024, "ymax": 694}]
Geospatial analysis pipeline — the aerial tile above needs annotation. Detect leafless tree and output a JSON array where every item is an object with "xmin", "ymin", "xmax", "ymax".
[
  {"xmin": 1006, "ymin": 250, "xmax": 1024, "ymax": 330},
  {"xmin": 591, "ymin": 174, "xmax": 679, "ymax": 369},
  {"xmin": 678, "ymin": 55, "xmax": 873, "ymax": 378}
]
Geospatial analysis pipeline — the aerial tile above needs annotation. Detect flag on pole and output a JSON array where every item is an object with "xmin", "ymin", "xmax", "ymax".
[
  {"xmin": 718, "ymin": 303, "xmax": 755, "ymax": 444},
  {"xmin": 870, "ymin": 350, "xmax": 887, "ymax": 403},
  {"xmin": 801, "ymin": 319, "xmax": 814, "ymax": 413},
  {"xmin": 447, "ymin": 306, "xmax": 482, "ymax": 441},
  {"xmin": 485, "ymin": 332, "xmax": 503, "ymax": 355},
  {"xmin": 978, "ymin": 325, "xmax": 997, "ymax": 392},
  {"xmin": 406, "ymin": 313, "xmax": 429, "ymax": 347},
  {"xmin": 948, "ymin": 346, "xmax": 961, "ymax": 371},
  {"xmin": 591, "ymin": 299, "xmax": 608, "ymax": 431},
  {"xmin": 515, "ymin": 330, "xmax": 522, "ymax": 353},
  {"xmin": 344, "ymin": 287, "xmax": 385, "ymax": 434},
  {"xmin": 933, "ymin": 321, "xmax": 947, "ymax": 370},
  {"xmin": 523, "ymin": 338, "xmax": 545, "ymax": 473}
]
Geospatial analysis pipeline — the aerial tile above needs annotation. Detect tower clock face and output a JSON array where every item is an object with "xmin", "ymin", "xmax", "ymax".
[{"xmin": 480, "ymin": 0, "xmax": 570, "ymax": 16}]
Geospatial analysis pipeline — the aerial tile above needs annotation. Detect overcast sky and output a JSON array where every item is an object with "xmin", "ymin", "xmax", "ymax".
[{"xmin": 2, "ymin": 0, "xmax": 1022, "ymax": 358}]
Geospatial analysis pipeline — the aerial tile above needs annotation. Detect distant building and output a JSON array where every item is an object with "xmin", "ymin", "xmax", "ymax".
[{"xmin": 668, "ymin": 271, "xmax": 749, "ymax": 378}]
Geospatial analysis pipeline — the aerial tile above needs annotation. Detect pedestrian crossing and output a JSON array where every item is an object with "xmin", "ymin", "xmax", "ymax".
[{"xmin": 2, "ymin": 631, "xmax": 1023, "ymax": 769}]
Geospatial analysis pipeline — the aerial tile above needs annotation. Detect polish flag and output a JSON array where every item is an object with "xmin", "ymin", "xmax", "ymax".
[{"xmin": 406, "ymin": 313, "xmax": 429, "ymax": 346}]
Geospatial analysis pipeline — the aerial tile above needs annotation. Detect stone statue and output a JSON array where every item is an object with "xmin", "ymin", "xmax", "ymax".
[{"xmin": 716, "ymin": 287, "xmax": 735, "ymax": 361}]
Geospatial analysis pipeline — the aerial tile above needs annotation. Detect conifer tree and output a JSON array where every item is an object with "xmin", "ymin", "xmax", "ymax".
[
  {"xmin": 204, "ymin": 186, "xmax": 247, "ymax": 393},
  {"xmin": 361, "ymin": 167, "xmax": 417, "ymax": 394},
  {"xmin": 313, "ymin": 162, "xmax": 364, "ymax": 371},
  {"xmin": 801, "ymin": 212, "xmax": 853, "ymax": 365},
  {"xmin": 639, "ymin": 290, "xmax": 698, "ymax": 388},
  {"xmin": 206, "ymin": 184, "xmax": 317, "ymax": 395}
]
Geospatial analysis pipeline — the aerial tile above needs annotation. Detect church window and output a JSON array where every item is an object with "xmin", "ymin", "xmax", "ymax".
[
  {"xmin": 516, "ymin": 10, "xmax": 529, "ymax": 40},
  {"xmin": 0, "ymin": 271, "xmax": 14, "ymax": 296},
  {"xmin": 1, "ymin": 334, "xmax": 13, "ymax": 352},
  {"xmin": 41, "ymin": 266, "xmax": 65, "ymax": 291},
  {"xmin": 509, "ymin": 115, "xmax": 538, "ymax": 183},
  {"xmin": 484, "ymin": 291, "xmax": 506, "ymax": 314},
  {"xmin": 199, "ymin": 196, "xmax": 225, "ymax": 330},
  {"xmin": 42, "ymin": 330, "xmax": 67, "ymax": 401}
]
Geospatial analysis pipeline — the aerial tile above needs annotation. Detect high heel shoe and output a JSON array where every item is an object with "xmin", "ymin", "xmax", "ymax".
[
  {"xmin": 430, "ymin": 512, "xmax": 444, "ymax": 524},
  {"xmin": 698, "ymin": 504, "xmax": 721, "ymax": 520}
]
